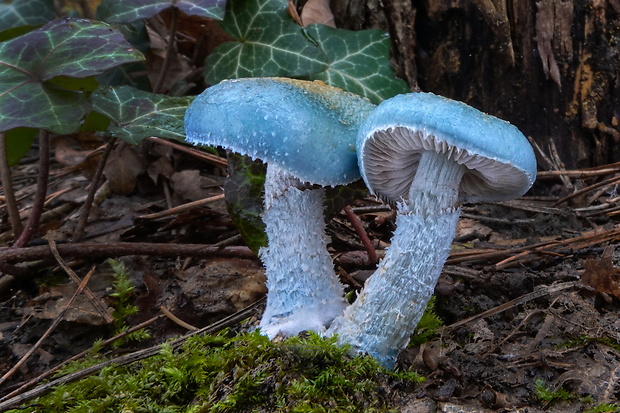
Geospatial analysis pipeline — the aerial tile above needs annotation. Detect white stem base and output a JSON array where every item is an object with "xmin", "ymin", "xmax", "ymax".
[
  {"xmin": 327, "ymin": 207, "xmax": 459, "ymax": 366},
  {"xmin": 328, "ymin": 150, "xmax": 465, "ymax": 367},
  {"xmin": 258, "ymin": 164, "xmax": 347, "ymax": 338}
]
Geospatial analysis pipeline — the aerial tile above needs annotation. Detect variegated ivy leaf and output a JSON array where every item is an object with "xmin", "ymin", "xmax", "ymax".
[
  {"xmin": 0, "ymin": 18, "xmax": 145, "ymax": 134},
  {"xmin": 204, "ymin": 0, "xmax": 327, "ymax": 84},
  {"xmin": 0, "ymin": 0, "xmax": 56, "ymax": 35},
  {"xmin": 92, "ymin": 86, "xmax": 195, "ymax": 144},
  {"xmin": 97, "ymin": 0, "xmax": 226, "ymax": 23},
  {"xmin": 305, "ymin": 24, "xmax": 410, "ymax": 104}
]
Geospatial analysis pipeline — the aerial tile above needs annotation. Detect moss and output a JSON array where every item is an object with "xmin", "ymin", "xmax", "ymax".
[
  {"xmin": 533, "ymin": 378, "xmax": 577, "ymax": 404},
  {"xmin": 409, "ymin": 296, "xmax": 443, "ymax": 347},
  {"xmin": 9, "ymin": 331, "xmax": 424, "ymax": 412}
]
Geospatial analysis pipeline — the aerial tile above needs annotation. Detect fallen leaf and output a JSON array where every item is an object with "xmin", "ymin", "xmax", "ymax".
[
  {"xmin": 171, "ymin": 169, "xmax": 224, "ymax": 202},
  {"xmin": 300, "ymin": 0, "xmax": 336, "ymax": 27},
  {"xmin": 580, "ymin": 246, "xmax": 620, "ymax": 299},
  {"xmin": 103, "ymin": 146, "xmax": 145, "ymax": 195}
]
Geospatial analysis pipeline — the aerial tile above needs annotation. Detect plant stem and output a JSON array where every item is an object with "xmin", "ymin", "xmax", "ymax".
[
  {"xmin": 13, "ymin": 130, "xmax": 50, "ymax": 248},
  {"xmin": 0, "ymin": 243, "xmax": 257, "ymax": 274},
  {"xmin": 71, "ymin": 139, "xmax": 115, "ymax": 242},
  {"xmin": 153, "ymin": 6, "xmax": 178, "ymax": 94},
  {"xmin": 0, "ymin": 132, "xmax": 23, "ymax": 239}
]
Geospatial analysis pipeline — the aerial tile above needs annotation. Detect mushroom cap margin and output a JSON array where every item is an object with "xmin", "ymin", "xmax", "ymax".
[
  {"xmin": 357, "ymin": 92, "xmax": 537, "ymax": 203},
  {"xmin": 184, "ymin": 77, "xmax": 376, "ymax": 187}
]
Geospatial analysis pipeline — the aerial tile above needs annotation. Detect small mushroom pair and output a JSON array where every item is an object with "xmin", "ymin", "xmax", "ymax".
[{"xmin": 185, "ymin": 78, "xmax": 537, "ymax": 367}]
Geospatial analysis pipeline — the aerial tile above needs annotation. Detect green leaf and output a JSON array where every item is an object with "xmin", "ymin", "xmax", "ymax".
[
  {"xmin": 0, "ymin": 18, "xmax": 145, "ymax": 134},
  {"xmin": 204, "ymin": 0, "xmax": 327, "ymax": 84},
  {"xmin": 97, "ymin": 0, "xmax": 226, "ymax": 23},
  {"xmin": 3, "ymin": 127, "xmax": 37, "ymax": 166},
  {"xmin": 223, "ymin": 153, "xmax": 267, "ymax": 253},
  {"xmin": 305, "ymin": 24, "xmax": 409, "ymax": 104},
  {"xmin": 0, "ymin": 0, "xmax": 56, "ymax": 34},
  {"xmin": 91, "ymin": 86, "xmax": 195, "ymax": 144}
]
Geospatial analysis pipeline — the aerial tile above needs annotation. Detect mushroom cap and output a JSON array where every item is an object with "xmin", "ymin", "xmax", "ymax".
[
  {"xmin": 185, "ymin": 77, "xmax": 376, "ymax": 186},
  {"xmin": 358, "ymin": 92, "xmax": 537, "ymax": 203}
]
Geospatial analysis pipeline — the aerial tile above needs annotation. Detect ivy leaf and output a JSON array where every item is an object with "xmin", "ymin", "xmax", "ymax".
[
  {"xmin": 3, "ymin": 127, "xmax": 37, "ymax": 166},
  {"xmin": 0, "ymin": 18, "xmax": 145, "ymax": 134},
  {"xmin": 204, "ymin": 0, "xmax": 327, "ymax": 84},
  {"xmin": 306, "ymin": 24, "xmax": 409, "ymax": 104},
  {"xmin": 91, "ymin": 86, "xmax": 195, "ymax": 144},
  {"xmin": 0, "ymin": 0, "xmax": 56, "ymax": 39},
  {"xmin": 223, "ymin": 153, "xmax": 267, "ymax": 253},
  {"xmin": 97, "ymin": 0, "xmax": 226, "ymax": 23}
]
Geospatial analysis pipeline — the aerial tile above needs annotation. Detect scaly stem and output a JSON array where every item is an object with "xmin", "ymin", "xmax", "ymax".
[
  {"xmin": 328, "ymin": 151, "xmax": 465, "ymax": 367},
  {"xmin": 259, "ymin": 164, "xmax": 347, "ymax": 338}
]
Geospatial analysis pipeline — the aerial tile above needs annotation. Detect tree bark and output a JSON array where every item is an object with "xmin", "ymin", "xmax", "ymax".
[{"xmin": 332, "ymin": 0, "xmax": 620, "ymax": 169}]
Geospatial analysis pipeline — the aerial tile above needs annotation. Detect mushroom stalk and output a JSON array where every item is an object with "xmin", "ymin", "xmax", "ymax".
[
  {"xmin": 327, "ymin": 150, "xmax": 465, "ymax": 367},
  {"xmin": 259, "ymin": 164, "xmax": 347, "ymax": 338}
]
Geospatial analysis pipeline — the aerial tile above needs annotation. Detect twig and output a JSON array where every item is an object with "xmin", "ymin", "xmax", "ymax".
[
  {"xmin": 72, "ymin": 139, "xmax": 115, "ymax": 242},
  {"xmin": 554, "ymin": 174, "xmax": 620, "ymax": 206},
  {"xmin": 0, "ymin": 298, "xmax": 265, "ymax": 411},
  {"xmin": 548, "ymin": 139, "xmax": 573, "ymax": 190},
  {"xmin": 536, "ymin": 165, "xmax": 620, "ymax": 179},
  {"xmin": 443, "ymin": 281, "xmax": 577, "ymax": 331},
  {"xmin": 153, "ymin": 7, "xmax": 178, "ymax": 94},
  {"xmin": 0, "ymin": 266, "xmax": 96, "ymax": 388},
  {"xmin": 0, "ymin": 132, "xmax": 23, "ymax": 239},
  {"xmin": 1, "ymin": 314, "xmax": 165, "ymax": 402},
  {"xmin": 460, "ymin": 212, "xmax": 535, "ymax": 225},
  {"xmin": 47, "ymin": 239, "xmax": 114, "ymax": 323},
  {"xmin": 0, "ymin": 243, "xmax": 257, "ymax": 275},
  {"xmin": 160, "ymin": 306, "xmax": 198, "ymax": 330},
  {"xmin": 146, "ymin": 137, "xmax": 227, "ymax": 168},
  {"xmin": 138, "ymin": 194, "xmax": 226, "ymax": 220},
  {"xmin": 344, "ymin": 205, "xmax": 378, "ymax": 265},
  {"xmin": 446, "ymin": 224, "xmax": 620, "ymax": 267},
  {"xmin": 13, "ymin": 130, "xmax": 50, "ymax": 248}
]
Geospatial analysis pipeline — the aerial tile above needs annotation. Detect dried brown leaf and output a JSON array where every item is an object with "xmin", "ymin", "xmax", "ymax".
[
  {"xmin": 581, "ymin": 246, "xmax": 620, "ymax": 299},
  {"xmin": 103, "ymin": 147, "xmax": 145, "ymax": 195},
  {"xmin": 300, "ymin": 0, "xmax": 335, "ymax": 27}
]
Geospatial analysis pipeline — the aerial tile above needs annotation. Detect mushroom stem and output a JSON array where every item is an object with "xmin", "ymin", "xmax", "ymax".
[
  {"xmin": 259, "ymin": 164, "xmax": 347, "ymax": 338},
  {"xmin": 327, "ymin": 150, "xmax": 465, "ymax": 367}
]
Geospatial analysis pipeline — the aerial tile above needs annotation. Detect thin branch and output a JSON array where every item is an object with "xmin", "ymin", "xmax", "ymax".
[
  {"xmin": 0, "ymin": 242, "xmax": 257, "ymax": 274},
  {"xmin": 146, "ymin": 137, "xmax": 228, "ymax": 168},
  {"xmin": 153, "ymin": 7, "xmax": 178, "ymax": 94},
  {"xmin": 444, "ymin": 281, "xmax": 577, "ymax": 331},
  {"xmin": 47, "ymin": 239, "xmax": 114, "ymax": 323},
  {"xmin": 344, "ymin": 205, "xmax": 378, "ymax": 265},
  {"xmin": 138, "ymin": 194, "xmax": 226, "ymax": 220},
  {"xmin": 0, "ymin": 132, "xmax": 24, "ymax": 238},
  {"xmin": 13, "ymin": 130, "xmax": 50, "ymax": 248},
  {"xmin": 72, "ymin": 139, "xmax": 115, "ymax": 242}
]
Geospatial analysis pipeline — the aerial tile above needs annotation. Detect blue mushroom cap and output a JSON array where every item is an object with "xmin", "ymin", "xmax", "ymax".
[
  {"xmin": 185, "ymin": 78, "xmax": 376, "ymax": 186},
  {"xmin": 357, "ymin": 92, "xmax": 537, "ymax": 203}
]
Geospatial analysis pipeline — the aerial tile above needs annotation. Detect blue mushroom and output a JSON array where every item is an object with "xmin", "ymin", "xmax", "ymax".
[
  {"xmin": 184, "ymin": 78, "xmax": 376, "ymax": 338},
  {"xmin": 327, "ymin": 92, "xmax": 537, "ymax": 367}
]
